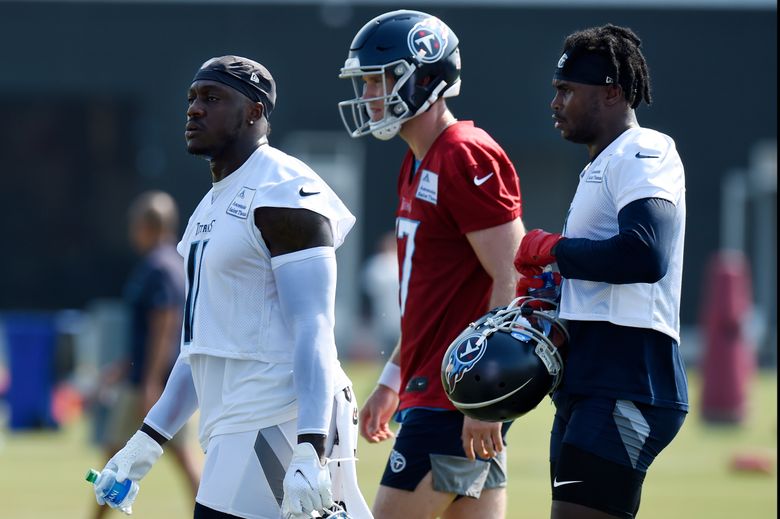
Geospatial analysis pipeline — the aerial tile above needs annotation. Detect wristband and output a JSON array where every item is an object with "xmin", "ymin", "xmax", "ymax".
[
  {"xmin": 377, "ymin": 361, "xmax": 401, "ymax": 393},
  {"xmin": 140, "ymin": 423, "xmax": 169, "ymax": 446}
]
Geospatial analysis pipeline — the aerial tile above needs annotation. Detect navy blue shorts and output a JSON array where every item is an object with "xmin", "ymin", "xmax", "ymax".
[
  {"xmin": 549, "ymin": 391, "xmax": 686, "ymax": 517},
  {"xmin": 380, "ymin": 409, "xmax": 511, "ymax": 498}
]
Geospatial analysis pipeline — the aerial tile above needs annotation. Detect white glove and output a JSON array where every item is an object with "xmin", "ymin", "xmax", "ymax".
[
  {"xmin": 102, "ymin": 429, "xmax": 162, "ymax": 484},
  {"xmin": 282, "ymin": 443, "xmax": 334, "ymax": 519}
]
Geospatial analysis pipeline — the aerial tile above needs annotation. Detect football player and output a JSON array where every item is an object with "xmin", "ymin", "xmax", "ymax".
[
  {"xmin": 514, "ymin": 25, "xmax": 689, "ymax": 519},
  {"xmin": 95, "ymin": 55, "xmax": 372, "ymax": 519},
  {"xmin": 338, "ymin": 10, "xmax": 525, "ymax": 519}
]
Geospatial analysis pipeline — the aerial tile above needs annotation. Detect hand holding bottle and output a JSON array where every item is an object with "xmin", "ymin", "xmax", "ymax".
[{"xmin": 86, "ymin": 468, "xmax": 139, "ymax": 515}]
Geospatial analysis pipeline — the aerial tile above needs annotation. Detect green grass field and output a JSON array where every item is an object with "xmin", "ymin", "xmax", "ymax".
[{"xmin": 0, "ymin": 365, "xmax": 775, "ymax": 518}]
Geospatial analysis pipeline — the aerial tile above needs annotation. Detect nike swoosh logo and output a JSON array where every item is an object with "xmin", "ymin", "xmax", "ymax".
[
  {"xmin": 299, "ymin": 187, "xmax": 321, "ymax": 197},
  {"xmin": 553, "ymin": 477, "xmax": 583, "ymax": 487},
  {"xmin": 635, "ymin": 152, "xmax": 660, "ymax": 159},
  {"xmin": 473, "ymin": 172, "xmax": 494, "ymax": 186}
]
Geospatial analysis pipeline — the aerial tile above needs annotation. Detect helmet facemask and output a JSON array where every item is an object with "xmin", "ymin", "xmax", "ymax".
[
  {"xmin": 500, "ymin": 297, "xmax": 568, "ymax": 393},
  {"xmin": 338, "ymin": 59, "xmax": 415, "ymax": 140},
  {"xmin": 338, "ymin": 57, "xmax": 459, "ymax": 141}
]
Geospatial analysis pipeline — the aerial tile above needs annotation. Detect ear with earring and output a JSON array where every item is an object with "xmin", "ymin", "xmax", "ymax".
[{"xmin": 249, "ymin": 120, "xmax": 255, "ymax": 125}]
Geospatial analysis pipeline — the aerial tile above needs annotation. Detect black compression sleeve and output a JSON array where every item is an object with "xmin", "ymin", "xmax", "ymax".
[{"xmin": 555, "ymin": 197, "xmax": 675, "ymax": 284}]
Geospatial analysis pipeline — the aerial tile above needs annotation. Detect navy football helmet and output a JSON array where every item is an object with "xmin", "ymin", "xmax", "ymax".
[
  {"xmin": 441, "ymin": 297, "xmax": 568, "ymax": 422},
  {"xmin": 338, "ymin": 9, "xmax": 461, "ymax": 140}
]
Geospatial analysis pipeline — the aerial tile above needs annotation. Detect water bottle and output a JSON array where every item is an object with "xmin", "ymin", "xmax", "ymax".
[{"xmin": 85, "ymin": 468, "xmax": 139, "ymax": 514}]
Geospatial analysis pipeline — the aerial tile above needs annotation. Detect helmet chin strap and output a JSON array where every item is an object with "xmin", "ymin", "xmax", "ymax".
[
  {"xmin": 371, "ymin": 120, "xmax": 402, "ymax": 140},
  {"xmin": 415, "ymin": 81, "xmax": 448, "ymax": 116}
]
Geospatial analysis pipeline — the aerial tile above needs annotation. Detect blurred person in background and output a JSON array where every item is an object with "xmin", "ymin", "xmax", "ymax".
[
  {"xmin": 514, "ymin": 24, "xmax": 688, "ymax": 519},
  {"xmin": 338, "ymin": 10, "xmax": 525, "ymax": 519},
  {"xmin": 93, "ymin": 190, "xmax": 200, "ymax": 519},
  {"xmin": 94, "ymin": 55, "xmax": 371, "ymax": 519},
  {"xmin": 361, "ymin": 231, "xmax": 400, "ymax": 359}
]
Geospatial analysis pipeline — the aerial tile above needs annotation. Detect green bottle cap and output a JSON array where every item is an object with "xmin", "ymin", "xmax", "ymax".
[{"xmin": 85, "ymin": 468, "xmax": 100, "ymax": 484}]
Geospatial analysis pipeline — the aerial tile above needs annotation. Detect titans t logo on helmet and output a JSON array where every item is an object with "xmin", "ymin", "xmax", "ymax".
[
  {"xmin": 443, "ymin": 333, "xmax": 485, "ymax": 393},
  {"xmin": 407, "ymin": 19, "xmax": 448, "ymax": 63}
]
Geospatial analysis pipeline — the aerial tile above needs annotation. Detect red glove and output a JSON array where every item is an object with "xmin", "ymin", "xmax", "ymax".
[
  {"xmin": 515, "ymin": 275, "xmax": 545, "ymax": 298},
  {"xmin": 516, "ymin": 272, "xmax": 562, "ymax": 297},
  {"xmin": 514, "ymin": 229, "xmax": 563, "ymax": 276},
  {"xmin": 516, "ymin": 264, "xmax": 543, "ymax": 279},
  {"xmin": 516, "ymin": 272, "xmax": 562, "ymax": 309}
]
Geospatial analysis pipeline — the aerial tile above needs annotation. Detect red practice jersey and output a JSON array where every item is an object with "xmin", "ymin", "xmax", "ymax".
[{"xmin": 395, "ymin": 121, "xmax": 522, "ymax": 411}]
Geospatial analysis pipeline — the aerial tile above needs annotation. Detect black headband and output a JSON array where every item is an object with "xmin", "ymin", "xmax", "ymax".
[
  {"xmin": 193, "ymin": 56, "xmax": 276, "ymax": 116},
  {"xmin": 553, "ymin": 47, "xmax": 617, "ymax": 86}
]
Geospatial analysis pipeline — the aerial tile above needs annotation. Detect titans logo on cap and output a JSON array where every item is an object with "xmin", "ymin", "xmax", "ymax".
[{"xmin": 407, "ymin": 18, "xmax": 448, "ymax": 63}]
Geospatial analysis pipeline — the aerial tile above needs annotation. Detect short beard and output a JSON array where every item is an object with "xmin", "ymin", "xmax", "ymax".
[
  {"xmin": 186, "ymin": 121, "xmax": 243, "ymax": 161},
  {"xmin": 565, "ymin": 100, "xmax": 601, "ymax": 144},
  {"xmin": 186, "ymin": 141, "xmax": 212, "ymax": 159}
]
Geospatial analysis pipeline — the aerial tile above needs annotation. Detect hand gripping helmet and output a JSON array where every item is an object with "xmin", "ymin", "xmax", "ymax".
[
  {"xmin": 338, "ymin": 10, "xmax": 461, "ymax": 140},
  {"xmin": 441, "ymin": 297, "xmax": 568, "ymax": 422}
]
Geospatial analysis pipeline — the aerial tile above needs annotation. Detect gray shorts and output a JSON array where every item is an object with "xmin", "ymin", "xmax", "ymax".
[{"xmin": 380, "ymin": 409, "xmax": 509, "ymax": 498}]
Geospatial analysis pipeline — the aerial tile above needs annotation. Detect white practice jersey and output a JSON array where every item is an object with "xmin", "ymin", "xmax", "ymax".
[
  {"xmin": 177, "ymin": 139, "xmax": 355, "ymax": 445},
  {"xmin": 559, "ymin": 127, "xmax": 686, "ymax": 343}
]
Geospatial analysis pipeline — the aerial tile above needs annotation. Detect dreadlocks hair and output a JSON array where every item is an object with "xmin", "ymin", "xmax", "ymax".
[{"xmin": 563, "ymin": 24, "xmax": 652, "ymax": 109}]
